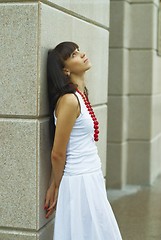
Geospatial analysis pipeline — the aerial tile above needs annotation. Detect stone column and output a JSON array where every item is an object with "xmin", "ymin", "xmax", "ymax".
[
  {"xmin": 127, "ymin": 0, "xmax": 161, "ymax": 185},
  {"xmin": 107, "ymin": 0, "xmax": 130, "ymax": 188},
  {"xmin": 0, "ymin": 0, "xmax": 110, "ymax": 239},
  {"xmin": 107, "ymin": 0, "xmax": 161, "ymax": 188}
]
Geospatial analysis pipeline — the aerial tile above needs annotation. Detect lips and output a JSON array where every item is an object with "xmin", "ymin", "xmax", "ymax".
[{"xmin": 84, "ymin": 58, "xmax": 88, "ymax": 63}]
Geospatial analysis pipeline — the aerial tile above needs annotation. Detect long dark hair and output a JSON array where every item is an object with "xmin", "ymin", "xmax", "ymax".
[{"xmin": 47, "ymin": 41, "xmax": 78, "ymax": 142}]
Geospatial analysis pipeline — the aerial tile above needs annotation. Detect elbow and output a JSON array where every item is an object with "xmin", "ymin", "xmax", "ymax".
[{"xmin": 51, "ymin": 150, "xmax": 66, "ymax": 163}]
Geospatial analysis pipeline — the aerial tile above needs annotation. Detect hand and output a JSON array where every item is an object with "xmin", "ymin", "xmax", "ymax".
[{"xmin": 44, "ymin": 182, "xmax": 59, "ymax": 219}]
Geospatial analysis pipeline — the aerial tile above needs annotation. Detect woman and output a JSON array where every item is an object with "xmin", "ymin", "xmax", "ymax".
[{"xmin": 44, "ymin": 41, "xmax": 122, "ymax": 240}]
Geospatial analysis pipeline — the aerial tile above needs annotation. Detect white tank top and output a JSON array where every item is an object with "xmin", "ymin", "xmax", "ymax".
[{"xmin": 54, "ymin": 91, "xmax": 102, "ymax": 176}]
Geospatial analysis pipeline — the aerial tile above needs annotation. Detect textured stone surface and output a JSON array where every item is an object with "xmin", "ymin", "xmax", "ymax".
[
  {"xmin": 130, "ymin": 3, "xmax": 158, "ymax": 49},
  {"xmin": 37, "ymin": 119, "xmax": 53, "ymax": 229},
  {"xmin": 129, "ymin": 0, "xmax": 159, "ymax": 5},
  {"xmin": 109, "ymin": 1, "xmax": 130, "ymax": 48},
  {"xmin": 0, "ymin": 119, "xmax": 37, "ymax": 229},
  {"xmin": 109, "ymin": 0, "xmax": 161, "ymax": 189},
  {"xmin": 44, "ymin": 0, "xmax": 110, "ymax": 27},
  {"xmin": 0, "ymin": 231, "xmax": 36, "ymax": 240},
  {"xmin": 129, "ymin": 50, "xmax": 153, "ymax": 94},
  {"xmin": 151, "ymin": 94, "xmax": 161, "ymax": 138},
  {"xmin": 0, "ymin": 219, "xmax": 54, "ymax": 240},
  {"xmin": 129, "ymin": 50, "xmax": 161, "ymax": 96},
  {"xmin": 108, "ymin": 96, "xmax": 128, "ymax": 142},
  {"xmin": 39, "ymin": 3, "xmax": 109, "ymax": 116},
  {"xmin": 108, "ymin": 48, "xmax": 129, "ymax": 95},
  {"xmin": 127, "ymin": 141, "xmax": 151, "ymax": 185},
  {"xmin": 128, "ymin": 96, "xmax": 151, "ymax": 140},
  {"xmin": 0, "ymin": 3, "xmax": 38, "ymax": 116},
  {"xmin": 106, "ymin": 142, "xmax": 127, "ymax": 188},
  {"xmin": 158, "ymin": 3, "xmax": 161, "ymax": 56},
  {"xmin": 152, "ymin": 54, "xmax": 161, "ymax": 94},
  {"xmin": 94, "ymin": 105, "xmax": 108, "ymax": 177},
  {"xmin": 128, "ymin": 94, "xmax": 161, "ymax": 140},
  {"xmin": 111, "ymin": 0, "xmax": 158, "ymax": 2},
  {"xmin": 150, "ymin": 134, "xmax": 161, "ymax": 183}
]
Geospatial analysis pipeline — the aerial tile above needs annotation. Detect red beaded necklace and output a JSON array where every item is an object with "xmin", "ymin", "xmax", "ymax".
[{"xmin": 76, "ymin": 89, "xmax": 99, "ymax": 141}]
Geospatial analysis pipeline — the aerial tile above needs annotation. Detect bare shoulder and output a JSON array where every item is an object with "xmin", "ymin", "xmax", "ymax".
[
  {"xmin": 59, "ymin": 93, "xmax": 78, "ymax": 108},
  {"xmin": 55, "ymin": 93, "xmax": 79, "ymax": 118}
]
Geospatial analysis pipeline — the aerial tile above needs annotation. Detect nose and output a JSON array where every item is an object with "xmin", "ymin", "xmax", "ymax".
[{"xmin": 81, "ymin": 52, "xmax": 86, "ymax": 58}]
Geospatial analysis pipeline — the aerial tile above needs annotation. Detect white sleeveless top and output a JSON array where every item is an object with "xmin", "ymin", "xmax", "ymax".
[{"xmin": 54, "ymin": 91, "xmax": 102, "ymax": 176}]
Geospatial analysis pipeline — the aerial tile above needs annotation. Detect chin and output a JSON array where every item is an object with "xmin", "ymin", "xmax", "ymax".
[{"xmin": 86, "ymin": 62, "xmax": 92, "ymax": 70}]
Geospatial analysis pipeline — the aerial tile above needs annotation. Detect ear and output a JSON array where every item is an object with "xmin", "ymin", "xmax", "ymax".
[{"xmin": 63, "ymin": 67, "xmax": 70, "ymax": 76}]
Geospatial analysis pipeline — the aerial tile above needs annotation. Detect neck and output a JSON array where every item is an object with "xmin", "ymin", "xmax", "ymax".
[{"xmin": 70, "ymin": 73, "xmax": 86, "ymax": 93}]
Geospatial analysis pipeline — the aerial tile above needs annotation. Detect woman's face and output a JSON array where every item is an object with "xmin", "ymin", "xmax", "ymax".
[{"xmin": 64, "ymin": 48, "xmax": 91, "ymax": 76}]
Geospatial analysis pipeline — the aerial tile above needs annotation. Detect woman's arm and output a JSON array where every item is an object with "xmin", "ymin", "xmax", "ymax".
[
  {"xmin": 44, "ymin": 93, "xmax": 79, "ymax": 217},
  {"xmin": 51, "ymin": 93, "xmax": 80, "ymax": 188}
]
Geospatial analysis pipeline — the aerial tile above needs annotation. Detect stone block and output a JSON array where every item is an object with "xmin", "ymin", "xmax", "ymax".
[
  {"xmin": 44, "ymin": 0, "xmax": 110, "ymax": 27},
  {"xmin": 0, "ymin": 219, "xmax": 54, "ymax": 240},
  {"xmin": 129, "ymin": 50, "xmax": 161, "ymax": 95},
  {"xmin": 39, "ymin": 3, "xmax": 109, "ymax": 116},
  {"xmin": 108, "ymin": 48, "xmax": 129, "ymax": 95},
  {"xmin": 128, "ymin": 96, "xmax": 151, "ymax": 140},
  {"xmin": 150, "ymin": 134, "xmax": 161, "ymax": 183},
  {"xmin": 70, "ymin": 0, "xmax": 110, "ymax": 27},
  {"xmin": 129, "ymin": 0, "xmax": 159, "ymax": 6},
  {"xmin": 129, "ymin": 50, "xmax": 153, "ymax": 94},
  {"xmin": 0, "ymin": 231, "xmax": 36, "ymax": 240},
  {"xmin": 127, "ymin": 141, "xmax": 151, "ymax": 185},
  {"xmin": 0, "ymin": 119, "xmax": 37, "ymax": 229},
  {"xmin": 151, "ymin": 94, "xmax": 161, "ymax": 138},
  {"xmin": 37, "ymin": 119, "xmax": 54, "ymax": 229},
  {"xmin": 109, "ymin": 1, "xmax": 131, "ymax": 48},
  {"xmin": 152, "ymin": 54, "xmax": 161, "ymax": 94},
  {"xmin": 107, "ymin": 96, "xmax": 128, "ymax": 142},
  {"xmin": 0, "ymin": 3, "xmax": 38, "ymax": 116},
  {"xmin": 94, "ymin": 105, "xmax": 108, "ymax": 177},
  {"xmin": 130, "ymin": 3, "xmax": 158, "ymax": 49},
  {"xmin": 106, "ymin": 142, "xmax": 127, "ymax": 188}
]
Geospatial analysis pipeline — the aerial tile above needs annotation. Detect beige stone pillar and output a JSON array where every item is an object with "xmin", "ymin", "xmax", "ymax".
[
  {"xmin": 107, "ymin": 0, "xmax": 130, "ymax": 188},
  {"xmin": 127, "ymin": 0, "xmax": 161, "ymax": 185},
  {"xmin": 0, "ymin": 1, "xmax": 110, "ymax": 239},
  {"xmin": 107, "ymin": 0, "xmax": 161, "ymax": 188}
]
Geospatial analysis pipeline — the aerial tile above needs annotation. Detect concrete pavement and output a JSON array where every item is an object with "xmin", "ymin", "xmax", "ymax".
[{"xmin": 108, "ymin": 175, "xmax": 161, "ymax": 240}]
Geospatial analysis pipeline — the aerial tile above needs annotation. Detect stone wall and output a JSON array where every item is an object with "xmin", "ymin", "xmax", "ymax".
[
  {"xmin": 0, "ymin": 0, "xmax": 110, "ymax": 239},
  {"xmin": 107, "ymin": 0, "xmax": 161, "ymax": 188}
]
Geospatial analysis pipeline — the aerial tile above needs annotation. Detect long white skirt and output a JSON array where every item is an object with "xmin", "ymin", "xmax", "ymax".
[{"xmin": 53, "ymin": 170, "xmax": 122, "ymax": 240}]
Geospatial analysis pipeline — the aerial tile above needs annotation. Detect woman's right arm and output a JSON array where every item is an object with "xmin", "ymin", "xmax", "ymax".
[
  {"xmin": 51, "ymin": 93, "xmax": 80, "ymax": 188},
  {"xmin": 44, "ymin": 93, "xmax": 80, "ymax": 216}
]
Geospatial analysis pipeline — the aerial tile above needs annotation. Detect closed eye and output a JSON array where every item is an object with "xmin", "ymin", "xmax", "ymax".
[{"xmin": 71, "ymin": 48, "xmax": 80, "ymax": 58}]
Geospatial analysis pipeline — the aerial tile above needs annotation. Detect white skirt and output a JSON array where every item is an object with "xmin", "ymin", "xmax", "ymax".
[{"xmin": 53, "ymin": 170, "xmax": 122, "ymax": 240}]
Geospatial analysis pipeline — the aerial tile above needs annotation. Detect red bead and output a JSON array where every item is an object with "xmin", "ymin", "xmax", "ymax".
[{"xmin": 95, "ymin": 129, "xmax": 99, "ymax": 134}]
